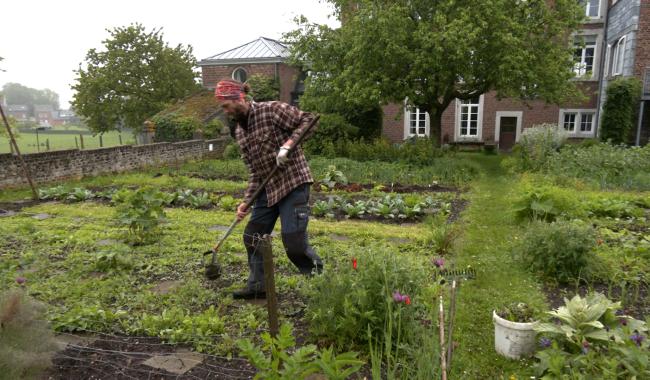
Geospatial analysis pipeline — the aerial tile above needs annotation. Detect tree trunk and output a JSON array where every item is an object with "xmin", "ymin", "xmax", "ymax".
[{"xmin": 429, "ymin": 107, "xmax": 444, "ymax": 147}]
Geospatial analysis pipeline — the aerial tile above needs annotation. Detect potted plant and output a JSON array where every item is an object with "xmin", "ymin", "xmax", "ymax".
[{"xmin": 493, "ymin": 302, "xmax": 538, "ymax": 359}]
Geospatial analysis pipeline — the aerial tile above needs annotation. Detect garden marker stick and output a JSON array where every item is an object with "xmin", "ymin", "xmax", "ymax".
[
  {"xmin": 260, "ymin": 234, "xmax": 279, "ymax": 337},
  {"xmin": 439, "ymin": 295, "xmax": 447, "ymax": 380},
  {"xmin": 446, "ymin": 280, "xmax": 457, "ymax": 368},
  {"xmin": 203, "ymin": 114, "xmax": 320, "ymax": 280},
  {"xmin": 0, "ymin": 103, "xmax": 38, "ymax": 200}
]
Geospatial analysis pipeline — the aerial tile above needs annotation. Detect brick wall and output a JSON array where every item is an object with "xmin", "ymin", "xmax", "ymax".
[
  {"xmin": 635, "ymin": 0, "xmax": 650, "ymax": 78},
  {"xmin": 0, "ymin": 137, "xmax": 229, "ymax": 188},
  {"xmin": 201, "ymin": 63, "xmax": 299, "ymax": 104}
]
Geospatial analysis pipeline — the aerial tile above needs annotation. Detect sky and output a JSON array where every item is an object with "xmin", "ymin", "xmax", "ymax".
[{"xmin": 0, "ymin": 0, "xmax": 339, "ymax": 109}]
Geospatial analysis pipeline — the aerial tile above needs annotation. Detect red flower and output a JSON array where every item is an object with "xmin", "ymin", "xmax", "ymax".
[
  {"xmin": 404, "ymin": 296, "xmax": 411, "ymax": 305},
  {"xmin": 352, "ymin": 258, "xmax": 357, "ymax": 270}
]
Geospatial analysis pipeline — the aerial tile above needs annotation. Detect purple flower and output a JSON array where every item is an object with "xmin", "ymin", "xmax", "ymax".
[
  {"xmin": 620, "ymin": 317, "xmax": 628, "ymax": 326},
  {"xmin": 539, "ymin": 338, "xmax": 552, "ymax": 348},
  {"xmin": 393, "ymin": 291, "xmax": 403, "ymax": 303},
  {"xmin": 15, "ymin": 276, "xmax": 26, "ymax": 286},
  {"xmin": 581, "ymin": 340, "xmax": 590, "ymax": 354},
  {"xmin": 433, "ymin": 258, "xmax": 445, "ymax": 268},
  {"xmin": 631, "ymin": 332, "xmax": 645, "ymax": 347}
]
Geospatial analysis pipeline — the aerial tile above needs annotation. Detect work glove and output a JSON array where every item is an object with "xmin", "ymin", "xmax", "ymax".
[{"xmin": 276, "ymin": 146, "xmax": 290, "ymax": 167}]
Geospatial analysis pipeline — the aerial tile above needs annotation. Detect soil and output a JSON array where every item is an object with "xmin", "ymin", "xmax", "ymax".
[
  {"xmin": 312, "ymin": 181, "xmax": 459, "ymax": 194},
  {"xmin": 543, "ymin": 282, "xmax": 650, "ymax": 320}
]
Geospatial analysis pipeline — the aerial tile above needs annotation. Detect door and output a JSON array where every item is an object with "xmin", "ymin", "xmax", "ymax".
[{"xmin": 499, "ymin": 117, "xmax": 518, "ymax": 152}]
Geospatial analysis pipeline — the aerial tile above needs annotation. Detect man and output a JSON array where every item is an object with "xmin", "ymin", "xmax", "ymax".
[{"xmin": 215, "ymin": 79, "xmax": 323, "ymax": 299}]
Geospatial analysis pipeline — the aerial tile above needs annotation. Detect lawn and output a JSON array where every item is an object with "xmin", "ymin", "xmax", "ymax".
[{"xmin": 0, "ymin": 130, "xmax": 135, "ymax": 154}]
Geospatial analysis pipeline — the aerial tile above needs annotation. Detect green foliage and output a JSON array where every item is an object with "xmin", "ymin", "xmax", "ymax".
[
  {"xmin": 222, "ymin": 142, "xmax": 241, "ymax": 159},
  {"xmin": 320, "ymin": 165, "xmax": 348, "ymax": 189},
  {"xmin": 514, "ymin": 220, "xmax": 596, "ymax": 283},
  {"xmin": 600, "ymin": 77, "xmax": 643, "ymax": 144},
  {"xmin": 287, "ymin": 0, "xmax": 584, "ymax": 143},
  {"xmin": 1, "ymin": 82, "xmax": 60, "ymax": 112},
  {"xmin": 496, "ymin": 302, "xmax": 537, "ymax": 323},
  {"xmin": 151, "ymin": 114, "xmax": 200, "ymax": 142},
  {"xmin": 237, "ymin": 323, "xmax": 364, "ymax": 380},
  {"xmin": 112, "ymin": 187, "xmax": 168, "ymax": 244},
  {"xmin": 545, "ymin": 143, "xmax": 650, "ymax": 190},
  {"xmin": 422, "ymin": 215, "xmax": 459, "ymax": 255},
  {"xmin": 247, "ymin": 74, "xmax": 280, "ymax": 102},
  {"xmin": 534, "ymin": 293, "xmax": 649, "ymax": 378},
  {"xmin": 503, "ymin": 123, "xmax": 568, "ymax": 173},
  {"xmin": 217, "ymin": 195, "xmax": 240, "ymax": 211},
  {"xmin": 138, "ymin": 306, "xmax": 225, "ymax": 352},
  {"xmin": 0, "ymin": 290, "xmax": 58, "ymax": 379},
  {"xmin": 304, "ymin": 113, "xmax": 358, "ymax": 155},
  {"xmin": 514, "ymin": 183, "xmax": 584, "ymax": 221},
  {"xmin": 72, "ymin": 23, "xmax": 198, "ymax": 134},
  {"xmin": 95, "ymin": 245, "xmax": 134, "ymax": 273},
  {"xmin": 306, "ymin": 247, "xmax": 431, "ymax": 351}
]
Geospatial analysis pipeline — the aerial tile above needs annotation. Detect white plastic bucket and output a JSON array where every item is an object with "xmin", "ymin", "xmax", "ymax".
[{"xmin": 493, "ymin": 310, "xmax": 537, "ymax": 359}]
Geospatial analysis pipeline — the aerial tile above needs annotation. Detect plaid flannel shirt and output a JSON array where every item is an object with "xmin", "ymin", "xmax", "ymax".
[{"xmin": 235, "ymin": 101, "xmax": 317, "ymax": 207}]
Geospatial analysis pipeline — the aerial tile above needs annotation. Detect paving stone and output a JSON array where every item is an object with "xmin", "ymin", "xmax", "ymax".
[
  {"xmin": 142, "ymin": 352, "xmax": 204, "ymax": 375},
  {"xmin": 0, "ymin": 209, "xmax": 16, "ymax": 217},
  {"xmin": 32, "ymin": 213, "xmax": 51, "ymax": 220}
]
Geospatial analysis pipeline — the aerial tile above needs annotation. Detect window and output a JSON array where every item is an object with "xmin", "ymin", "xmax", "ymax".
[
  {"xmin": 459, "ymin": 97, "xmax": 481, "ymax": 137},
  {"xmin": 232, "ymin": 67, "xmax": 247, "ymax": 82},
  {"xmin": 559, "ymin": 109, "xmax": 596, "ymax": 137},
  {"xmin": 404, "ymin": 106, "xmax": 428, "ymax": 137},
  {"xmin": 573, "ymin": 36, "xmax": 596, "ymax": 77},
  {"xmin": 611, "ymin": 36, "xmax": 626, "ymax": 76},
  {"xmin": 581, "ymin": 0, "xmax": 600, "ymax": 18}
]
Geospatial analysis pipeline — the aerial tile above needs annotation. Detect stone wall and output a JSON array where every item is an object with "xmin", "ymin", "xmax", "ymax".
[{"xmin": 0, "ymin": 137, "xmax": 229, "ymax": 188}]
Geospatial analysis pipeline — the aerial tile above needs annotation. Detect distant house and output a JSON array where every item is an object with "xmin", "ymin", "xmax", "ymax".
[
  {"xmin": 6, "ymin": 105, "xmax": 29, "ymax": 121},
  {"xmin": 199, "ymin": 37, "xmax": 305, "ymax": 105},
  {"xmin": 34, "ymin": 104, "xmax": 55, "ymax": 127}
]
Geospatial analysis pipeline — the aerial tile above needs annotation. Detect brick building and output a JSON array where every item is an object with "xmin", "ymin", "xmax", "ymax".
[
  {"xmin": 199, "ymin": 37, "xmax": 304, "ymax": 105},
  {"xmin": 382, "ymin": 0, "xmax": 650, "ymax": 149}
]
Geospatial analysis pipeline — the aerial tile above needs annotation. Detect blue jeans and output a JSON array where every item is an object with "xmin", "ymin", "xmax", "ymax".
[{"xmin": 243, "ymin": 183, "xmax": 322, "ymax": 291}]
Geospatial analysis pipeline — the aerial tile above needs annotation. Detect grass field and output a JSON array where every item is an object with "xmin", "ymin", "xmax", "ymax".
[{"xmin": 0, "ymin": 130, "xmax": 136, "ymax": 154}]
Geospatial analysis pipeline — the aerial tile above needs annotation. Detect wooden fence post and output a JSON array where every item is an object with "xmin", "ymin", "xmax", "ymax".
[
  {"xmin": 99, "ymin": 134, "xmax": 103, "ymax": 147},
  {"xmin": 259, "ymin": 234, "xmax": 279, "ymax": 338},
  {"xmin": 80, "ymin": 134, "xmax": 84, "ymax": 149},
  {"xmin": 0, "ymin": 104, "xmax": 38, "ymax": 200},
  {"xmin": 75, "ymin": 136, "xmax": 79, "ymax": 149},
  {"xmin": 36, "ymin": 130, "xmax": 40, "ymax": 152},
  {"xmin": 119, "ymin": 134, "xmax": 123, "ymax": 145},
  {"xmin": 46, "ymin": 138, "xmax": 50, "ymax": 151}
]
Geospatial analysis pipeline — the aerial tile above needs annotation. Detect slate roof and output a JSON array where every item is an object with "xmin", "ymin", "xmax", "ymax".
[{"xmin": 199, "ymin": 37, "xmax": 290, "ymax": 65}]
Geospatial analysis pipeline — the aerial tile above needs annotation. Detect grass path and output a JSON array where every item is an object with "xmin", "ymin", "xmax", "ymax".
[{"xmin": 449, "ymin": 156, "xmax": 547, "ymax": 379}]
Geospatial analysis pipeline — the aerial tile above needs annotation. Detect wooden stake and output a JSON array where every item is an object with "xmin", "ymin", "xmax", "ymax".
[
  {"xmin": 260, "ymin": 234, "xmax": 279, "ymax": 338},
  {"xmin": 80, "ymin": 134, "xmax": 84, "ymax": 149},
  {"xmin": 439, "ymin": 295, "xmax": 447, "ymax": 380},
  {"xmin": 0, "ymin": 104, "xmax": 38, "ymax": 200},
  {"xmin": 447, "ymin": 280, "xmax": 457, "ymax": 368}
]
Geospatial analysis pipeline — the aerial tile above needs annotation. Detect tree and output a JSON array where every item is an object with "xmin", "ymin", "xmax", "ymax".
[
  {"xmin": 246, "ymin": 74, "xmax": 280, "ymax": 101},
  {"xmin": 0, "ymin": 56, "xmax": 5, "ymax": 72},
  {"xmin": 287, "ymin": 0, "xmax": 585, "ymax": 145},
  {"xmin": 600, "ymin": 77, "xmax": 642, "ymax": 145},
  {"xmin": 1, "ymin": 83, "xmax": 60, "ymax": 111},
  {"xmin": 72, "ymin": 23, "xmax": 199, "ymax": 134}
]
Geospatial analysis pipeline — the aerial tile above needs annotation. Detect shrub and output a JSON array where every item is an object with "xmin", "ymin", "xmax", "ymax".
[
  {"xmin": 503, "ymin": 123, "xmax": 568, "ymax": 172},
  {"xmin": 514, "ymin": 184, "xmax": 585, "ymax": 222},
  {"xmin": 152, "ymin": 113, "xmax": 223, "ymax": 142},
  {"xmin": 305, "ymin": 247, "xmax": 431, "ymax": 351},
  {"xmin": 247, "ymin": 74, "xmax": 280, "ymax": 101},
  {"xmin": 0, "ymin": 290, "xmax": 58, "ymax": 379},
  {"xmin": 304, "ymin": 113, "xmax": 358, "ymax": 156},
  {"xmin": 222, "ymin": 142, "xmax": 241, "ymax": 159},
  {"xmin": 513, "ymin": 220, "xmax": 596, "ymax": 283},
  {"xmin": 600, "ymin": 77, "xmax": 643, "ymax": 144}
]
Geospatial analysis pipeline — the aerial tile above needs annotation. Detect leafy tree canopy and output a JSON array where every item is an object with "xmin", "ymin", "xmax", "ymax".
[
  {"xmin": 286, "ymin": 0, "xmax": 585, "ymax": 144},
  {"xmin": 1, "ymin": 83, "xmax": 60, "ymax": 111},
  {"xmin": 72, "ymin": 23, "xmax": 199, "ymax": 134},
  {"xmin": 246, "ymin": 74, "xmax": 280, "ymax": 102}
]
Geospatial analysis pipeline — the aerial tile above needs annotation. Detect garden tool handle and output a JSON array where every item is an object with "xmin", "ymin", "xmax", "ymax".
[{"xmin": 209, "ymin": 114, "xmax": 320, "ymax": 260}]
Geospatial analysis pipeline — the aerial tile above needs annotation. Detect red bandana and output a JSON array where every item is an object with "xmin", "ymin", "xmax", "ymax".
[{"xmin": 215, "ymin": 80, "xmax": 245, "ymax": 101}]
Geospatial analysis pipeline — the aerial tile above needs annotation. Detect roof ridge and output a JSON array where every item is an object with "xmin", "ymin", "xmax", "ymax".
[{"xmin": 259, "ymin": 37, "xmax": 280, "ymax": 56}]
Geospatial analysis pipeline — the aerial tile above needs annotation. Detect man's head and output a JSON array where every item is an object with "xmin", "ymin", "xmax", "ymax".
[{"xmin": 215, "ymin": 79, "xmax": 250, "ymax": 120}]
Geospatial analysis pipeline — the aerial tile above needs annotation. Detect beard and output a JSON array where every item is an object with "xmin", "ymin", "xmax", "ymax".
[{"xmin": 231, "ymin": 103, "xmax": 249, "ymax": 129}]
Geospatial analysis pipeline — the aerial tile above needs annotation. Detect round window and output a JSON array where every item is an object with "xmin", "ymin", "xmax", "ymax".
[{"xmin": 232, "ymin": 68, "xmax": 247, "ymax": 83}]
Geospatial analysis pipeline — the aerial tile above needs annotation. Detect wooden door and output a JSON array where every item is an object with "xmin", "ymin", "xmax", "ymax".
[{"xmin": 499, "ymin": 117, "xmax": 517, "ymax": 152}]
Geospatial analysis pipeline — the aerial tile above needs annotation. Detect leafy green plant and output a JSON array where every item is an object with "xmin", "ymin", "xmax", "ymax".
[
  {"xmin": 217, "ymin": 195, "xmax": 239, "ymax": 211},
  {"xmin": 503, "ymin": 123, "xmax": 568, "ymax": 173},
  {"xmin": 0, "ymin": 290, "xmax": 58, "ymax": 379},
  {"xmin": 38, "ymin": 185, "xmax": 68, "ymax": 200},
  {"xmin": 321, "ymin": 165, "xmax": 348, "ymax": 189},
  {"xmin": 343, "ymin": 201, "xmax": 367, "ymax": 218},
  {"xmin": 95, "ymin": 245, "xmax": 133, "ymax": 273},
  {"xmin": 237, "ymin": 323, "xmax": 363, "ymax": 380},
  {"xmin": 138, "ymin": 306, "xmax": 225, "ymax": 352},
  {"xmin": 312, "ymin": 200, "xmax": 333, "ymax": 217},
  {"xmin": 513, "ymin": 220, "xmax": 596, "ymax": 283},
  {"xmin": 112, "ymin": 187, "xmax": 168, "ymax": 244},
  {"xmin": 184, "ymin": 192, "xmax": 212, "ymax": 208},
  {"xmin": 66, "ymin": 187, "xmax": 94, "ymax": 202},
  {"xmin": 534, "ymin": 293, "xmax": 649, "ymax": 378},
  {"xmin": 600, "ymin": 77, "xmax": 643, "ymax": 144}
]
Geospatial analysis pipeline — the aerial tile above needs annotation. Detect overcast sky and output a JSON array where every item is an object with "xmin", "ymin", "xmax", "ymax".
[{"xmin": 0, "ymin": 0, "xmax": 339, "ymax": 109}]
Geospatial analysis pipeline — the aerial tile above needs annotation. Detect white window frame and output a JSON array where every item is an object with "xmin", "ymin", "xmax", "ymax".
[
  {"xmin": 583, "ymin": 0, "xmax": 600, "ymax": 18},
  {"xmin": 611, "ymin": 36, "xmax": 626, "ymax": 76},
  {"xmin": 454, "ymin": 95, "xmax": 484, "ymax": 141},
  {"xmin": 573, "ymin": 36, "xmax": 597, "ymax": 78},
  {"xmin": 232, "ymin": 67, "xmax": 248, "ymax": 82},
  {"xmin": 403, "ymin": 106, "xmax": 430, "ymax": 139},
  {"xmin": 559, "ymin": 109, "xmax": 597, "ymax": 138}
]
